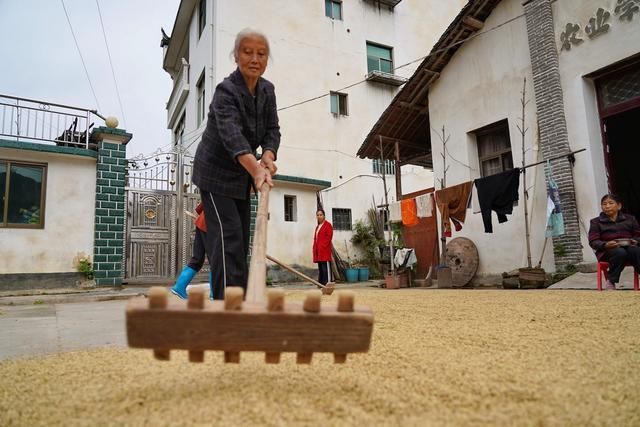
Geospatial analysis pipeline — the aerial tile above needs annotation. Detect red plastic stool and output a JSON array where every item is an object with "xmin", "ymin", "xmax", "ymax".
[{"xmin": 597, "ymin": 261, "xmax": 639, "ymax": 291}]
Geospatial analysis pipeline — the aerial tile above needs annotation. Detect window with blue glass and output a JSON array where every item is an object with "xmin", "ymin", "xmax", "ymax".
[
  {"xmin": 325, "ymin": 0, "xmax": 342, "ymax": 20},
  {"xmin": 367, "ymin": 42, "xmax": 393, "ymax": 74},
  {"xmin": 0, "ymin": 160, "xmax": 46, "ymax": 228}
]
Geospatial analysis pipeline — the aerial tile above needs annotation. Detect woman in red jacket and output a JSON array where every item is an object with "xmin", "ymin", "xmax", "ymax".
[{"xmin": 313, "ymin": 209, "xmax": 334, "ymax": 285}]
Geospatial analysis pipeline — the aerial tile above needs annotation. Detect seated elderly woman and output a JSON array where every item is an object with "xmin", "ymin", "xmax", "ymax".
[{"xmin": 588, "ymin": 194, "xmax": 640, "ymax": 290}]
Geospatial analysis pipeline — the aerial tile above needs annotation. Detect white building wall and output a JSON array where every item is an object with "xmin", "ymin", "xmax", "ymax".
[
  {"xmin": 552, "ymin": 0, "xmax": 640, "ymax": 263},
  {"xmin": 170, "ymin": 0, "xmax": 463, "ymax": 268},
  {"xmin": 0, "ymin": 150, "xmax": 96, "ymax": 274},
  {"xmin": 427, "ymin": 0, "xmax": 640, "ymax": 276},
  {"xmin": 427, "ymin": 0, "xmax": 551, "ymax": 275},
  {"xmin": 268, "ymin": 183, "xmax": 320, "ymax": 266}
]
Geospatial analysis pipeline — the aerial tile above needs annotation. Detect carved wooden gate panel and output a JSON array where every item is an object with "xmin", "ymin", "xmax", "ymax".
[
  {"xmin": 125, "ymin": 191, "xmax": 177, "ymax": 281},
  {"xmin": 124, "ymin": 150, "xmax": 207, "ymax": 283}
]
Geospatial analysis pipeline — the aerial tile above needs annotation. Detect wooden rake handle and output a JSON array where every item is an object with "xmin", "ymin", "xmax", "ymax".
[
  {"xmin": 266, "ymin": 254, "xmax": 328, "ymax": 289},
  {"xmin": 246, "ymin": 182, "xmax": 270, "ymax": 304}
]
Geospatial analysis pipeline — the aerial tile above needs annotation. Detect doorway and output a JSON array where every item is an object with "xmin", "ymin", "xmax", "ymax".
[
  {"xmin": 596, "ymin": 59, "xmax": 640, "ymax": 221},
  {"xmin": 603, "ymin": 107, "xmax": 640, "ymax": 221}
]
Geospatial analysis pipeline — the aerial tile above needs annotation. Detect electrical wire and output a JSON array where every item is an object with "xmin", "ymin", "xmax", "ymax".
[
  {"xmin": 277, "ymin": 11, "xmax": 526, "ymax": 112},
  {"xmin": 60, "ymin": 0, "xmax": 102, "ymax": 113},
  {"xmin": 95, "ymin": 0, "xmax": 127, "ymax": 127},
  {"xmin": 142, "ymin": 8, "xmax": 528, "ymax": 160}
]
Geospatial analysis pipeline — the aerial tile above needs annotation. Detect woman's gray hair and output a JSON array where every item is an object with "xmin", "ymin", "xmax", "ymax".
[{"xmin": 232, "ymin": 28, "xmax": 271, "ymax": 60}]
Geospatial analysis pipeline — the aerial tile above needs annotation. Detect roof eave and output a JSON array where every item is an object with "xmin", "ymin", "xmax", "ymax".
[
  {"xmin": 162, "ymin": 0, "xmax": 197, "ymax": 73},
  {"xmin": 357, "ymin": 0, "xmax": 503, "ymax": 167}
]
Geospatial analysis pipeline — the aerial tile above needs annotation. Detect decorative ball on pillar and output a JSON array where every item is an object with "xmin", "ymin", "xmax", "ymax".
[{"xmin": 105, "ymin": 116, "xmax": 119, "ymax": 129}]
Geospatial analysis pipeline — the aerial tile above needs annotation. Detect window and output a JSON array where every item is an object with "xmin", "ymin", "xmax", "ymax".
[
  {"xmin": 475, "ymin": 120, "xmax": 513, "ymax": 177},
  {"xmin": 284, "ymin": 195, "xmax": 297, "ymax": 222},
  {"xmin": 332, "ymin": 208, "xmax": 352, "ymax": 231},
  {"xmin": 325, "ymin": 0, "xmax": 342, "ymax": 20},
  {"xmin": 198, "ymin": 0, "xmax": 206, "ymax": 38},
  {"xmin": 367, "ymin": 42, "xmax": 393, "ymax": 74},
  {"xmin": 373, "ymin": 159, "xmax": 395, "ymax": 175},
  {"xmin": 330, "ymin": 92, "xmax": 348, "ymax": 116},
  {"xmin": 196, "ymin": 72, "xmax": 206, "ymax": 126},
  {"xmin": 0, "ymin": 160, "xmax": 46, "ymax": 228},
  {"xmin": 173, "ymin": 113, "xmax": 185, "ymax": 147},
  {"xmin": 378, "ymin": 208, "xmax": 389, "ymax": 231}
]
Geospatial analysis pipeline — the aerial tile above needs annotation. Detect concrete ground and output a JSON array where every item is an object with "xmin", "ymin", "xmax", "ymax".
[
  {"xmin": 0, "ymin": 270, "xmax": 637, "ymax": 361},
  {"xmin": 548, "ymin": 265, "xmax": 638, "ymax": 289}
]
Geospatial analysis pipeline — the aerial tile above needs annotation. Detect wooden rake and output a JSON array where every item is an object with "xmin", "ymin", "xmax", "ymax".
[{"xmin": 126, "ymin": 184, "xmax": 374, "ymax": 364}]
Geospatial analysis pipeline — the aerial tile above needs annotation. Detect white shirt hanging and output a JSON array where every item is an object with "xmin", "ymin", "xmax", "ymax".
[
  {"xmin": 388, "ymin": 201, "xmax": 402, "ymax": 222},
  {"xmin": 415, "ymin": 193, "xmax": 433, "ymax": 218}
]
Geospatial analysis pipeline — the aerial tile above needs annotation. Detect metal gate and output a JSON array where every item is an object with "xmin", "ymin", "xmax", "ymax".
[{"xmin": 124, "ymin": 148, "xmax": 209, "ymax": 284}]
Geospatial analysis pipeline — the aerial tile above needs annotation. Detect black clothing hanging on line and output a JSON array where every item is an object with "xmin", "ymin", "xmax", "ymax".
[{"xmin": 474, "ymin": 168, "xmax": 520, "ymax": 233}]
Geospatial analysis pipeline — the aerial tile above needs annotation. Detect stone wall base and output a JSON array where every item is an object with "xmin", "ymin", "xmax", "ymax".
[
  {"xmin": 268, "ymin": 265, "xmax": 317, "ymax": 284},
  {"xmin": 0, "ymin": 272, "xmax": 88, "ymax": 291}
]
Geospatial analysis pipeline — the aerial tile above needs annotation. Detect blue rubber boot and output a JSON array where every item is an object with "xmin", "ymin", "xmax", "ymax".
[{"xmin": 170, "ymin": 266, "xmax": 197, "ymax": 299}]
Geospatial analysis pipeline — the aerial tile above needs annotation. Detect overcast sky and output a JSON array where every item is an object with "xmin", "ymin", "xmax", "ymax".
[{"xmin": 0, "ymin": 0, "xmax": 179, "ymax": 158}]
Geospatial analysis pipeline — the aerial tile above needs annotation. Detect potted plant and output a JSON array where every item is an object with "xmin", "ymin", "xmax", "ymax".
[
  {"xmin": 342, "ymin": 241, "xmax": 359, "ymax": 282},
  {"xmin": 350, "ymin": 216, "xmax": 384, "ymax": 279},
  {"xmin": 353, "ymin": 259, "xmax": 370, "ymax": 281},
  {"xmin": 384, "ymin": 269, "xmax": 401, "ymax": 289},
  {"xmin": 73, "ymin": 252, "xmax": 95, "ymax": 288}
]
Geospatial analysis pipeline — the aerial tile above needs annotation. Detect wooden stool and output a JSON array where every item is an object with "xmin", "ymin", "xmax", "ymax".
[{"xmin": 596, "ymin": 261, "xmax": 639, "ymax": 291}]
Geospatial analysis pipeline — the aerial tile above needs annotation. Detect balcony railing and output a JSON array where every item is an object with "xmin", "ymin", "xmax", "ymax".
[
  {"xmin": 365, "ymin": 70, "xmax": 408, "ymax": 86},
  {"xmin": 364, "ymin": 0, "xmax": 403, "ymax": 9},
  {"xmin": 166, "ymin": 59, "xmax": 190, "ymax": 128},
  {"xmin": 0, "ymin": 94, "xmax": 105, "ymax": 149}
]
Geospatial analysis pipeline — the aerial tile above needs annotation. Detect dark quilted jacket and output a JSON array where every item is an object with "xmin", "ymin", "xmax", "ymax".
[
  {"xmin": 192, "ymin": 68, "xmax": 280, "ymax": 199},
  {"xmin": 588, "ymin": 212, "xmax": 640, "ymax": 259}
]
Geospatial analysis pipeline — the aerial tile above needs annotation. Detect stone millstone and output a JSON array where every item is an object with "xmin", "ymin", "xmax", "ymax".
[{"xmin": 445, "ymin": 237, "xmax": 479, "ymax": 287}]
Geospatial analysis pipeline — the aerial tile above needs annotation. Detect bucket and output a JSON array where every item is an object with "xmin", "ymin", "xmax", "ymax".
[
  {"xmin": 384, "ymin": 272, "xmax": 400, "ymax": 289},
  {"xmin": 358, "ymin": 267, "xmax": 370, "ymax": 281},
  {"xmin": 344, "ymin": 268, "xmax": 359, "ymax": 282}
]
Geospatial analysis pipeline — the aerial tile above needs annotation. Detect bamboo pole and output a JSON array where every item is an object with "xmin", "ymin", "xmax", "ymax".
[
  {"xmin": 518, "ymin": 78, "xmax": 533, "ymax": 268},
  {"xmin": 266, "ymin": 254, "xmax": 331, "ymax": 290},
  {"xmin": 439, "ymin": 126, "xmax": 448, "ymax": 264}
]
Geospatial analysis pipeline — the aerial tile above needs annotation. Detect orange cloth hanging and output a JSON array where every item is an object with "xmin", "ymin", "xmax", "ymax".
[
  {"xmin": 401, "ymin": 198, "xmax": 419, "ymax": 227},
  {"xmin": 435, "ymin": 181, "xmax": 473, "ymax": 237}
]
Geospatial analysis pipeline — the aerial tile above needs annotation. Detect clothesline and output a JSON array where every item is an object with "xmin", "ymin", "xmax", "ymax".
[
  {"xmin": 377, "ymin": 148, "xmax": 586, "ymax": 210},
  {"xmin": 381, "ymin": 148, "xmax": 587, "ymax": 232},
  {"xmin": 520, "ymin": 148, "xmax": 586, "ymax": 171}
]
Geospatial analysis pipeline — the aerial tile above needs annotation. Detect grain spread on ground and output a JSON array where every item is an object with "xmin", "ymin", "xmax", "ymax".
[{"xmin": 1, "ymin": 289, "xmax": 638, "ymax": 426}]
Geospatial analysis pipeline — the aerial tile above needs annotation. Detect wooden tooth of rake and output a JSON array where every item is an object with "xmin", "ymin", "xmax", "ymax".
[{"xmin": 126, "ymin": 184, "xmax": 374, "ymax": 364}]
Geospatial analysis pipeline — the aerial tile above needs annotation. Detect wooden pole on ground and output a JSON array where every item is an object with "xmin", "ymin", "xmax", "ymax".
[{"xmin": 266, "ymin": 254, "xmax": 335, "ymax": 294}]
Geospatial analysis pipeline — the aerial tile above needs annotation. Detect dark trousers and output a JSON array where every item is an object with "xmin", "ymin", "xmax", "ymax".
[
  {"xmin": 601, "ymin": 245, "xmax": 640, "ymax": 283},
  {"xmin": 317, "ymin": 261, "xmax": 332, "ymax": 285},
  {"xmin": 201, "ymin": 191, "xmax": 250, "ymax": 300},
  {"xmin": 187, "ymin": 228, "xmax": 207, "ymax": 271}
]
